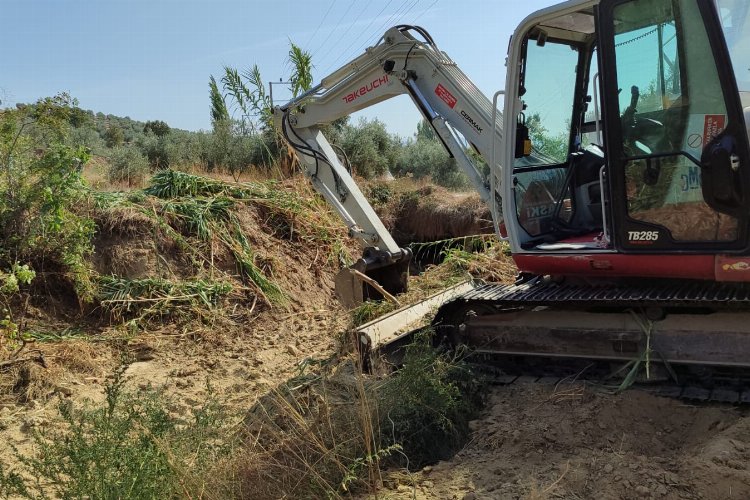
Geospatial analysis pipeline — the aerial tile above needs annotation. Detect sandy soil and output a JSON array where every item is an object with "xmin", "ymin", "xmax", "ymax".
[{"xmin": 378, "ymin": 380, "xmax": 750, "ymax": 500}]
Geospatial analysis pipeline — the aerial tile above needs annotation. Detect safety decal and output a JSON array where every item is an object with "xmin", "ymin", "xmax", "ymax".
[
  {"xmin": 435, "ymin": 84, "xmax": 457, "ymax": 109},
  {"xmin": 703, "ymin": 114, "xmax": 726, "ymax": 145}
]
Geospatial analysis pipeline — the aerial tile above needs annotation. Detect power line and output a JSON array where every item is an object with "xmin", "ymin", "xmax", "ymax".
[
  {"xmin": 306, "ymin": 0, "xmax": 337, "ymax": 50},
  {"xmin": 311, "ymin": 1, "xmax": 356, "ymax": 57},
  {"xmin": 411, "ymin": 0, "xmax": 439, "ymax": 24},
  {"xmin": 320, "ymin": 0, "xmax": 411, "ymax": 76},
  {"xmin": 315, "ymin": 2, "xmax": 377, "ymax": 68},
  {"xmin": 321, "ymin": 0, "xmax": 395, "ymax": 76},
  {"xmin": 395, "ymin": 0, "xmax": 422, "ymax": 24}
]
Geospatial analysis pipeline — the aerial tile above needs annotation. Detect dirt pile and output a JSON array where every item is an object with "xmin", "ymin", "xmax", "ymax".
[
  {"xmin": 370, "ymin": 182, "xmax": 493, "ymax": 244},
  {"xmin": 380, "ymin": 380, "xmax": 750, "ymax": 500}
]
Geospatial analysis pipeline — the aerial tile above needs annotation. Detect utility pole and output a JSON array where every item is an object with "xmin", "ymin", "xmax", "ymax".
[{"xmin": 269, "ymin": 79, "xmax": 293, "ymax": 106}]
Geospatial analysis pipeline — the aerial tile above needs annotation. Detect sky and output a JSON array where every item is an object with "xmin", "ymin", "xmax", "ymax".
[{"xmin": 0, "ymin": 0, "xmax": 562, "ymax": 138}]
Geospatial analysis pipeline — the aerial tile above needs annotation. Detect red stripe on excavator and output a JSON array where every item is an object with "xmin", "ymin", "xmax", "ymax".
[{"xmin": 512, "ymin": 254, "xmax": 750, "ymax": 282}]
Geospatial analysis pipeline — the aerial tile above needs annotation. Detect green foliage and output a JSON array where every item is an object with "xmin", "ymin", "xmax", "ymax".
[
  {"xmin": 143, "ymin": 119, "xmax": 170, "ymax": 137},
  {"xmin": 0, "ymin": 263, "xmax": 36, "ymax": 345},
  {"xmin": 0, "ymin": 95, "xmax": 96, "ymax": 303},
  {"xmin": 288, "ymin": 41, "xmax": 314, "ymax": 98},
  {"xmin": 416, "ymin": 118, "xmax": 437, "ymax": 141},
  {"xmin": 98, "ymin": 276, "xmax": 232, "ymax": 320},
  {"xmin": 0, "ymin": 263, "xmax": 35, "ymax": 295},
  {"xmin": 340, "ymin": 118, "xmax": 399, "ymax": 179},
  {"xmin": 143, "ymin": 171, "xmax": 286, "ymax": 303},
  {"xmin": 209, "ymin": 75, "xmax": 230, "ymax": 125},
  {"xmin": 351, "ymin": 299, "xmax": 395, "ymax": 327},
  {"xmin": 137, "ymin": 131, "xmax": 180, "ymax": 170},
  {"xmin": 526, "ymin": 112, "xmax": 569, "ymax": 162},
  {"xmin": 161, "ymin": 196, "xmax": 234, "ymax": 241},
  {"xmin": 103, "ymin": 124, "xmax": 124, "ymax": 148},
  {"xmin": 107, "ymin": 145, "xmax": 149, "ymax": 186},
  {"xmin": 396, "ymin": 137, "xmax": 469, "ymax": 189},
  {"xmin": 221, "ymin": 64, "xmax": 272, "ymax": 131},
  {"xmin": 145, "ymin": 168, "xmax": 228, "ymax": 198},
  {"xmin": 378, "ymin": 331, "xmax": 485, "ymax": 466},
  {"xmin": 394, "ymin": 119, "xmax": 469, "ymax": 189},
  {"xmin": 0, "ymin": 370, "xmax": 233, "ymax": 499},
  {"xmin": 365, "ymin": 182, "xmax": 394, "ymax": 206},
  {"xmin": 232, "ymin": 333, "xmax": 484, "ymax": 497}
]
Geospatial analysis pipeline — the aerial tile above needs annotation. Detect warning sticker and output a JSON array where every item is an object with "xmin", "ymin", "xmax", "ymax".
[
  {"xmin": 435, "ymin": 84, "xmax": 457, "ymax": 109},
  {"xmin": 703, "ymin": 114, "xmax": 726, "ymax": 145}
]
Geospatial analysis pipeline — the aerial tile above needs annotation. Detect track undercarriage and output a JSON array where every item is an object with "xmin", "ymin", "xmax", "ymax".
[{"xmin": 358, "ymin": 278, "xmax": 750, "ymax": 404}]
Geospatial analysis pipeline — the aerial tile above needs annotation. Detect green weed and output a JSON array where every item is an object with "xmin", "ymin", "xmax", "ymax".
[
  {"xmin": 377, "ymin": 331, "xmax": 485, "ymax": 466},
  {"xmin": 231, "ymin": 333, "xmax": 485, "ymax": 498},
  {"xmin": 98, "ymin": 276, "xmax": 232, "ymax": 320},
  {"xmin": 0, "ymin": 370, "xmax": 234, "ymax": 499}
]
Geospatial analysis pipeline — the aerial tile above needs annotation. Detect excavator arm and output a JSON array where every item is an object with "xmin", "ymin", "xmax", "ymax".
[{"xmin": 274, "ymin": 25, "xmax": 511, "ymax": 305}]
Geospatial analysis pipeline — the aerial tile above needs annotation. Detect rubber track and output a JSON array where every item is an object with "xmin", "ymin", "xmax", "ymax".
[{"xmin": 457, "ymin": 280, "xmax": 750, "ymax": 310}]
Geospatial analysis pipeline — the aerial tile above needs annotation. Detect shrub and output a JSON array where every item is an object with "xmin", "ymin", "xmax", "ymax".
[
  {"xmin": 0, "ymin": 371, "xmax": 233, "ymax": 499},
  {"xmin": 143, "ymin": 119, "xmax": 170, "ymax": 137},
  {"xmin": 107, "ymin": 145, "xmax": 149, "ymax": 186},
  {"xmin": 0, "ymin": 95, "xmax": 96, "ymax": 302},
  {"xmin": 340, "ymin": 118, "xmax": 399, "ymax": 179},
  {"xmin": 378, "ymin": 331, "xmax": 485, "ymax": 465},
  {"xmin": 229, "ymin": 332, "xmax": 485, "ymax": 497},
  {"xmin": 103, "ymin": 124, "xmax": 124, "ymax": 148},
  {"xmin": 395, "ymin": 137, "xmax": 469, "ymax": 189}
]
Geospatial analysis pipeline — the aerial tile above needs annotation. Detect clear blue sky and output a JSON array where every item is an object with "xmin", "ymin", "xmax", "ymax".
[{"xmin": 1, "ymin": 0, "xmax": 561, "ymax": 138}]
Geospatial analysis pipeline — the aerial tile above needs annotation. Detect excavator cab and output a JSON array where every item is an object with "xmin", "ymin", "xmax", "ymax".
[{"xmin": 504, "ymin": 0, "xmax": 750, "ymax": 281}]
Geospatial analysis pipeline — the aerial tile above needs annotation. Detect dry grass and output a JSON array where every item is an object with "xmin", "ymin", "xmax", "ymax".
[
  {"xmin": 352, "ymin": 238, "xmax": 516, "ymax": 326},
  {"xmin": 0, "ymin": 340, "xmax": 110, "ymax": 403},
  {"xmin": 212, "ymin": 358, "xmax": 385, "ymax": 499}
]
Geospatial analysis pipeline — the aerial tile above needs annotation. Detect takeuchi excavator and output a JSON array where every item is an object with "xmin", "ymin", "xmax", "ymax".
[{"xmin": 275, "ymin": 0, "xmax": 750, "ymax": 384}]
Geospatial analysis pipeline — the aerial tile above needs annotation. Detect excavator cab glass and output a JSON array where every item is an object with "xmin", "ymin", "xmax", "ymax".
[
  {"xmin": 599, "ymin": 0, "xmax": 750, "ymax": 251},
  {"xmin": 512, "ymin": 21, "xmax": 603, "ymax": 246}
]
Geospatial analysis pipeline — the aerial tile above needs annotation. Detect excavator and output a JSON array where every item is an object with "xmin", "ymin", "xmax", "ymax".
[{"xmin": 275, "ymin": 0, "xmax": 750, "ymax": 395}]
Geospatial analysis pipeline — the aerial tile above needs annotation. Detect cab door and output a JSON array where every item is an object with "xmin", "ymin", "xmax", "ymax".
[{"xmin": 598, "ymin": 0, "xmax": 750, "ymax": 252}]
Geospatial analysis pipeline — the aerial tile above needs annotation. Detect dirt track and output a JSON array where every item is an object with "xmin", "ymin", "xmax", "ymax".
[{"xmin": 380, "ymin": 381, "xmax": 750, "ymax": 500}]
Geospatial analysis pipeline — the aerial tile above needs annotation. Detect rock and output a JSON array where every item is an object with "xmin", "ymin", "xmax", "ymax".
[
  {"xmin": 462, "ymin": 493, "xmax": 478, "ymax": 500},
  {"xmin": 422, "ymin": 466, "xmax": 433, "ymax": 474},
  {"xmin": 636, "ymin": 485, "xmax": 650, "ymax": 497},
  {"xmin": 286, "ymin": 344, "xmax": 300, "ymax": 356},
  {"xmin": 397, "ymin": 484, "xmax": 411, "ymax": 493},
  {"xmin": 468, "ymin": 420, "xmax": 481, "ymax": 432},
  {"xmin": 655, "ymin": 484, "xmax": 669, "ymax": 496},
  {"xmin": 422, "ymin": 480, "xmax": 434, "ymax": 488},
  {"xmin": 730, "ymin": 439, "xmax": 746, "ymax": 451},
  {"xmin": 512, "ymin": 429, "xmax": 521, "ymax": 441},
  {"xmin": 603, "ymin": 464, "xmax": 614, "ymax": 474},
  {"xmin": 173, "ymin": 368, "xmax": 198, "ymax": 378},
  {"xmin": 131, "ymin": 343, "xmax": 155, "ymax": 361},
  {"xmin": 175, "ymin": 379, "xmax": 192, "ymax": 389}
]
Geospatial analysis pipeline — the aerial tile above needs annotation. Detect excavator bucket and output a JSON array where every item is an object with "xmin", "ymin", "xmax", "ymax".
[{"xmin": 335, "ymin": 250, "xmax": 411, "ymax": 309}]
